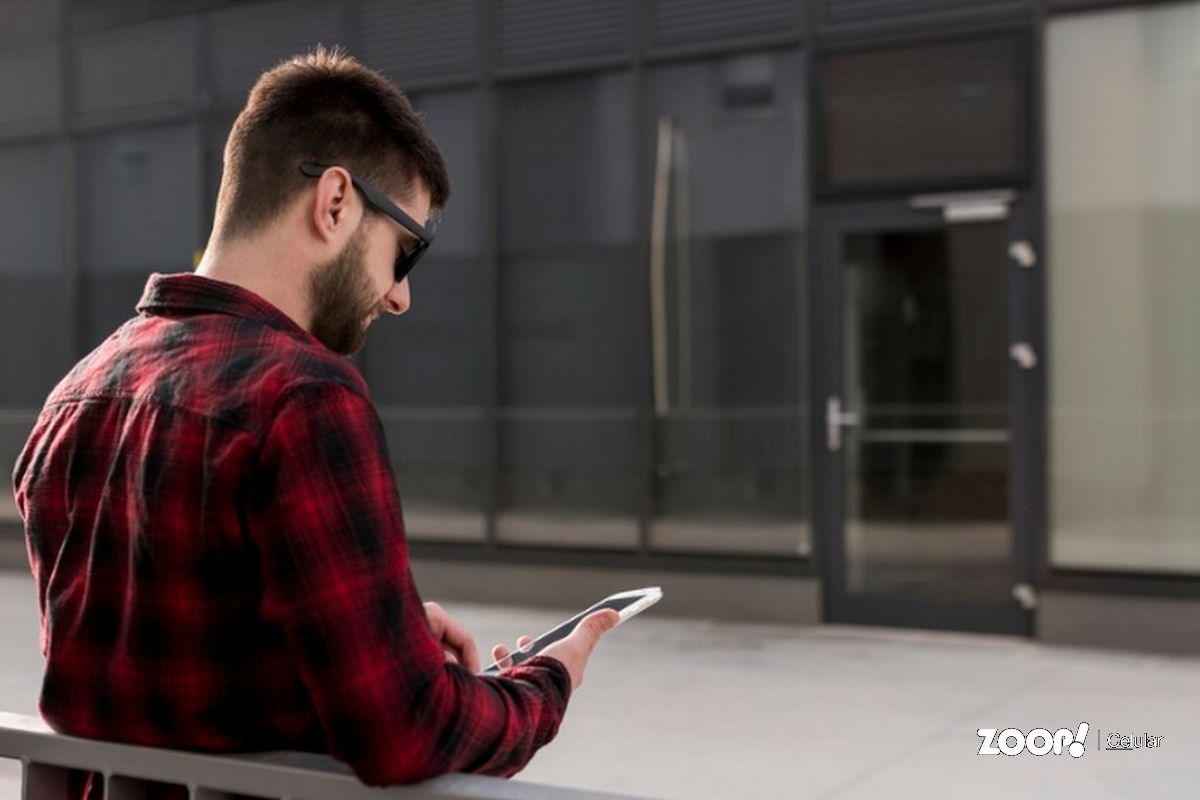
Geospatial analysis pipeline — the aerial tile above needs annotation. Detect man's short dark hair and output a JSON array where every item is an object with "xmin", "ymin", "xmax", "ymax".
[{"xmin": 214, "ymin": 45, "xmax": 450, "ymax": 242}]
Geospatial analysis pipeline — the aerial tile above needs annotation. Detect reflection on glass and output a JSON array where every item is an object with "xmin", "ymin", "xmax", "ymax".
[
  {"xmin": 496, "ymin": 73, "xmax": 640, "ymax": 549},
  {"xmin": 1047, "ymin": 5, "xmax": 1200, "ymax": 572},
  {"xmin": 646, "ymin": 52, "xmax": 810, "ymax": 556},
  {"xmin": 841, "ymin": 226, "xmax": 1011, "ymax": 603},
  {"xmin": 367, "ymin": 92, "xmax": 486, "ymax": 542}
]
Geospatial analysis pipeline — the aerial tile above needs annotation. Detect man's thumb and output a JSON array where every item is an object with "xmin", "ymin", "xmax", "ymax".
[{"xmin": 580, "ymin": 609, "xmax": 621, "ymax": 641}]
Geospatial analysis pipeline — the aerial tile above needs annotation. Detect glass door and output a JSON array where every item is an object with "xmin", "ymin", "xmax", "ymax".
[{"xmin": 817, "ymin": 195, "xmax": 1035, "ymax": 635}]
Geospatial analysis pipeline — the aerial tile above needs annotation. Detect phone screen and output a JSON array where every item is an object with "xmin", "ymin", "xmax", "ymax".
[{"xmin": 480, "ymin": 588, "xmax": 660, "ymax": 674}]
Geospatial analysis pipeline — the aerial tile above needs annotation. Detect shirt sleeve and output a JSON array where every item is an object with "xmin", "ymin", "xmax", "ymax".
[{"xmin": 247, "ymin": 381, "xmax": 572, "ymax": 785}]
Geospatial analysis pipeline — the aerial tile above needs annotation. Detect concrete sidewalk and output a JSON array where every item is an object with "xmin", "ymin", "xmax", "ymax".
[{"xmin": 0, "ymin": 572, "xmax": 1195, "ymax": 799}]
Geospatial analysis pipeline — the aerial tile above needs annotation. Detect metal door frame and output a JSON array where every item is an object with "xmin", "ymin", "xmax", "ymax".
[{"xmin": 812, "ymin": 192, "xmax": 1039, "ymax": 636}]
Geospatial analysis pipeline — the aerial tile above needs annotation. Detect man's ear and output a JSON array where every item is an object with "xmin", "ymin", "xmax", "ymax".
[{"xmin": 310, "ymin": 166, "xmax": 361, "ymax": 243}]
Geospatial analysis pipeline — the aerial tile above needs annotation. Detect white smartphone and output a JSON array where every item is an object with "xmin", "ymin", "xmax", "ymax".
[{"xmin": 480, "ymin": 587, "xmax": 663, "ymax": 674}]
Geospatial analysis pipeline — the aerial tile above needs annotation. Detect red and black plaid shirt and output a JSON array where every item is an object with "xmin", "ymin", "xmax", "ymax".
[{"xmin": 10, "ymin": 272, "xmax": 571, "ymax": 792}]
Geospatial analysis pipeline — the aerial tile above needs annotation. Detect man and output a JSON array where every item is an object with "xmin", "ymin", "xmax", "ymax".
[{"xmin": 10, "ymin": 46, "xmax": 618, "ymax": 797}]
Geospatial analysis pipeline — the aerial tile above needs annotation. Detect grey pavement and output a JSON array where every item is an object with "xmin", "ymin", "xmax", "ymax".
[{"xmin": 0, "ymin": 572, "xmax": 1196, "ymax": 799}]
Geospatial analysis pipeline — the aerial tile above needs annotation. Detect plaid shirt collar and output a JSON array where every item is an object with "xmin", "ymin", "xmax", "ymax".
[{"xmin": 136, "ymin": 272, "xmax": 313, "ymax": 341}]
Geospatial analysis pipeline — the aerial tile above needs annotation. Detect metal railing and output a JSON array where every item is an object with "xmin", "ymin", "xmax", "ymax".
[{"xmin": 0, "ymin": 712, "xmax": 641, "ymax": 800}]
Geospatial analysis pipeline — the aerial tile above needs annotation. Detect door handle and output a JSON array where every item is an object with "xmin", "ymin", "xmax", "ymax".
[
  {"xmin": 650, "ymin": 116, "xmax": 673, "ymax": 416},
  {"xmin": 826, "ymin": 396, "xmax": 860, "ymax": 452}
]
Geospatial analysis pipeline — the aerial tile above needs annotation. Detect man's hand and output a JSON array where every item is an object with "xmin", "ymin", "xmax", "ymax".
[
  {"xmin": 490, "ymin": 610, "xmax": 620, "ymax": 691},
  {"xmin": 424, "ymin": 602, "xmax": 480, "ymax": 673}
]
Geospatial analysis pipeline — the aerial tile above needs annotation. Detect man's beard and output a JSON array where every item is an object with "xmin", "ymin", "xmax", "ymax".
[{"xmin": 306, "ymin": 224, "xmax": 378, "ymax": 356}]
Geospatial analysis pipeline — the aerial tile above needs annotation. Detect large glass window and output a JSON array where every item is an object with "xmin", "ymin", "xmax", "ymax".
[
  {"xmin": 644, "ymin": 51, "xmax": 809, "ymax": 555},
  {"xmin": 0, "ymin": 142, "xmax": 69, "ymax": 407},
  {"xmin": 0, "ymin": 142, "xmax": 70, "ymax": 519},
  {"xmin": 80, "ymin": 123, "xmax": 201, "ymax": 349},
  {"xmin": 1047, "ymin": 4, "xmax": 1200, "ymax": 572},
  {"xmin": 366, "ymin": 91, "xmax": 486, "ymax": 542},
  {"xmin": 497, "ymin": 72, "xmax": 640, "ymax": 549}
]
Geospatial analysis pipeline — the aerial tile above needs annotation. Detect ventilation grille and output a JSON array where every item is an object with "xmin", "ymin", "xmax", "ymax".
[
  {"xmin": 650, "ymin": 0, "xmax": 801, "ymax": 52},
  {"xmin": 497, "ymin": 0, "xmax": 630, "ymax": 72},
  {"xmin": 74, "ymin": 16, "xmax": 197, "ymax": 129},
  {"xmin": 363, "ymin": 0, "xmax": 478, "ymax": 83},
  {"xmin": 0, "ymin": 47, "xmax": 61, "ymax": 139},
  {"xmin": 820, "ymin": 36, "xmax": 1025, "ymax": 189},
  {"xmin": 1046, "ymin": 0, "xmax": 1116, "ymax": 9},
  {"xmin": 69, "ymin": 0, "xmax": 234, "ymax": 35},
  {"xmin": 209, "ymin": 0, "xmax": 344, "ymax": 105},
  {"xmin": 819, "ymin": 0, "xmax": 1028, "ymax": 31}
]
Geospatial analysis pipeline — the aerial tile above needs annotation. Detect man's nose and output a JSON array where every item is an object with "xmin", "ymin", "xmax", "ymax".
[{"xmin": 384, "ymin": 278, "xmax": 411, "ymax": 315}]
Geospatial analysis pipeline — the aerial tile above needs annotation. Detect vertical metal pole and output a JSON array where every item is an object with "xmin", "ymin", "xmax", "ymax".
[
  {"xmin": 804, "ymin": 0, "xmax": 833, "ymax": 610},
  {"xmin": 22, "ymin": 762, "xmax": 70, "ymax": 800},
  {"xmin": 672, "ymin": 128, "xmax": 692, "ymax": 411},
  {"xmin": 480, "ymin": 0, "xmax": 501, "ymax": 548},
  {"xmin": 1019, "ymin": 2, "xmax": 1047, "ymax": 636},
  {"xmin": 797, "ymin": 24, "xmax": 812, "ymax": 558},
  {"xmin": 649, "ymin": 118, "xmax": 672, "ymax": 419},
  {"xmin": 632, "ymin": 0, "xmax": 653, "ymax": 556}
]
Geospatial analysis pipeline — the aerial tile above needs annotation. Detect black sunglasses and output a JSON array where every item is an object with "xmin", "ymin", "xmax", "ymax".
[{"xmin": 300, "ymin": 163, "xmax": 435, "ymax": 283}]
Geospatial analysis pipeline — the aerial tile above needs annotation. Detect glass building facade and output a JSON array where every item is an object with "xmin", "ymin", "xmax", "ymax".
[
  {"xmin": 1046, "ymin": 3, "xmax": 1200, "ymax": 575},
  {"xmin": 1, "ymin": 0, "xmax": 1197, "ymax": 650}
]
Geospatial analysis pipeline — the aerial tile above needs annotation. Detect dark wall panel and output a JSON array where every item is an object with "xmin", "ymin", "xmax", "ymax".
[
  {"xmin": 362, "ymin": 0, "xmax": 479, "ymax": 84},
  {"xmin": 74, "ymin": 16, "xmax": 197, "ymax": 129},
  {"xmin": 0, "ymin": 142, "xmax": 69, "ymax": 406},
  {"xmin": 209, "ymin": 0, "xmax": 344, "ymax": 107},
  {"xmin": 69, "ymin": 0, "xmax": 226, "ymax": 35},
  {"xmin": 649, "ymin": 0, "xmax": 801, "ymax": 53},
  {"xmin": 80, "ymin": 124, "xmax": 201, "ymax": 348},
  {"xmin": 0, "ymin": 0, "xmax": 60, "ymax": 48},
  {"xmin": 0, "ymin": 46, "xmax": 61, "ymax": 140},
  {"xmin": 497, "ymin": 0, "xmax": 630, "ymax": 72}
]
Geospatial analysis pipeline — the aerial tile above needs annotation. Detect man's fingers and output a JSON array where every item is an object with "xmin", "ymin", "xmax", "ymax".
[
  {"xmin": 488, "ymin": 633, "xmax": 537, "ymax": 672},
  {"xmin": 425, "ymin": 602, "xmax": 481, "ymax": 672},
  {"xmin": 491, "ymin": 644, "xmax": 510, "ymax": 668},
  {"xmin": 459, "ymin": 634, "xmax": 480, "ymax": 673},
  {"xmin": 438, "ymin": 615, "xmax": 480, "ymax": 673}
]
